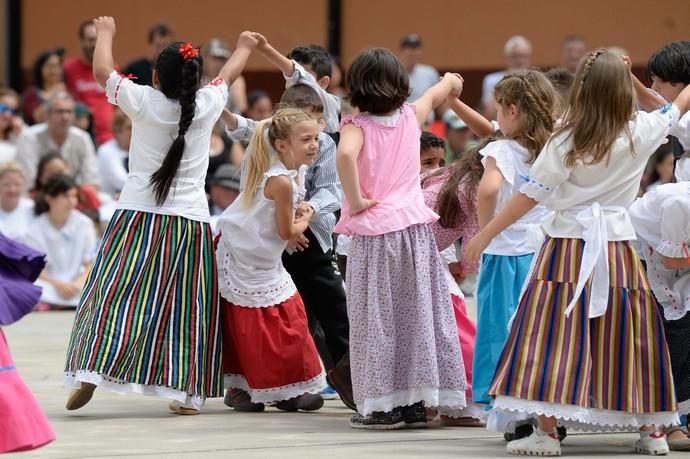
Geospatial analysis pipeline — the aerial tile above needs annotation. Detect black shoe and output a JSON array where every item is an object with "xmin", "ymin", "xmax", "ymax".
[
  {"xmin": 350, "ymin": 410, "xmax": 405, "ymax": 430},
  {"xmin": 557, "ymin": 426, "xmax": 567, "ymax": 442},
  {"xmin": 400, "ymin": 402, "xmax": 427, "ymax": 428},
  {"xmin": 504, "ymin": 422, "xmax": 534, "ymax": 442},
  {"xmin": 276, "ymin": 393, "xmax": 324, "ymax": 412},
  {"xmin": 224, "ymin": 388, "xmax": 265, "ymax": 412}
]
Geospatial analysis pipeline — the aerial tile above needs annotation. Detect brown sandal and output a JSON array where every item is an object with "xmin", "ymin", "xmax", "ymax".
[
  {"xmin": 66, "ymin": 382, "xmax": 96, "ymax": 411},
  {"xmin": 665, "ymin": 426, "xmax": 690, "ymax": 451},
  {"xmin": 168, "ymin": 401, "xmax": 199, "ymax": 415}
]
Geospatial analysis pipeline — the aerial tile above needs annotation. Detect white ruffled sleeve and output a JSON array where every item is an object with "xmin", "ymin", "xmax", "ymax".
[
  {"xmin": 519, "ymin": 135, "xmax": 571, "ymax": 202},
  {"xmin": 632, "ymin": 103, "xmax": 681, "ymax": 156},
  {"xmin": 104, "ymin": 71, "xmax": 147, "ymax": 119},
  {"xmin": 480, "ymin": 141, "xmax": 516, "ymax": 185},
  {"xmin": 656, "ymin": 195, "xmax": 690, "ymax": 258}
]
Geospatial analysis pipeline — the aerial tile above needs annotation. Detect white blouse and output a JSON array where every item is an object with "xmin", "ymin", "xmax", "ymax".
[
  {"xmin": 105, "ymin": 71, "xmax": 228, "ymax": 222},
  {"xmin": 630, "ymin": 182, "xmax": 690, "ymax": 320},
  {"xmin": 0, "ymin": 198, "xmax": 34, "ymax": 240},
  {"xmin": 216, "ymin": 161, "xmax": 306, "ymax": 307},
  {"xmin": 480, "ymin": 140, "xmax": 552, "ymax": 256},
  {"xmin": 521, "ymin": 104, "xmax": 681, "ymax": 319},
  {"xmin": 24, "ymin": 210, "xmax": 97, "ymax": 306}
]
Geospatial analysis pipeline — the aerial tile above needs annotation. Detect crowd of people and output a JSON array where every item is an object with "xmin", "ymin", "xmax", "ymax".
[{"xmin": 1, "ymin": 14, "xmax": 689, "ymax": 458}]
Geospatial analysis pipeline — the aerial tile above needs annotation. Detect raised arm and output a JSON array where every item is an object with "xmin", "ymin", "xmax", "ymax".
[
  {"xmin": 92, "ymin": 16, "xmax": 117, "ymax": 86},
  {"xmin": 446, "ymin": 97, "xmax": 494, "ymax": 138},
  {"xmin": 413, "ymin": 73, "xmax": 464, "ymax": 126},
  {"xmin": 252, "ymin": 33, "xmax": 295, "ymax": 76},
  {"xmin": 216, "ymin": 32, "xmax": 258, "ymax": 86}
]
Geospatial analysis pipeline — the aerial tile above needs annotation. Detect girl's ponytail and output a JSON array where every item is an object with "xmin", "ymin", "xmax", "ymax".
[{"xmin": 242, "ymin": 120, "xmax": 273, "ymax": 209}]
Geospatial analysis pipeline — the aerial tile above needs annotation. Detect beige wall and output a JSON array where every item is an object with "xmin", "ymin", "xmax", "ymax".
[
  {"xmin": 21, "ymin": 0, "xmax": 328, "ymax": 71},
  {"xmin": 341, "ymin": 0, "xmax": 690, "ymax": 68}
]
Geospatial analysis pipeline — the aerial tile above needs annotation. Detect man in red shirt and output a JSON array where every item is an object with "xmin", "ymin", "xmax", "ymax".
[{"xmin": 64, "ymin": 20, "xmax": 114, "ymax": 145}]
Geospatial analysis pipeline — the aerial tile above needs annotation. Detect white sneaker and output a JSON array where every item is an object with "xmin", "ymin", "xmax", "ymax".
[
  {"xmin": 634, "ymin": 432, "xmax": 669, "ymax": 456},
  {"xmin": 507, "ymin": 431, "xmax": 562, "ymax": 456}
]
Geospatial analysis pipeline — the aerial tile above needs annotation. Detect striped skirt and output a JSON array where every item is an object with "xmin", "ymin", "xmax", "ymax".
[
  {"xmin": 64, "ymin": 210, "xmax": 222, "ymax": 409},
  {"xmin": 489, "ymin": 238, "xmax": 678, "ymax": 431}
]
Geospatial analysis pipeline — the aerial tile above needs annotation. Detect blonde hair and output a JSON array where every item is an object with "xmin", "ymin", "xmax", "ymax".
[
  {"xmin": 493, "ymin": 70, "xmax": 558, "ymax": 163},
  {"xmin": 556, "ymin": 48, "xmax": 635, "ymax": 168},
  {"xmin": 0, "ymin": 161, "xmax": 25, "ymax": 180},
  {"xmin": 242, "ymin": 107, "xmax": 315, "ymax": 208}
]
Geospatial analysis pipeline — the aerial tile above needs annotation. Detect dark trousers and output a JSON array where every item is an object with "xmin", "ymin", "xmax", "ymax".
[{"xmin": 282, "ymin": 228, "xmax": 349, "ymax": 371}]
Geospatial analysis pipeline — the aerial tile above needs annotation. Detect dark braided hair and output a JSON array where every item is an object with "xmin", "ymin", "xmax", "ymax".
[{"xmin": 149, "ymin": 41, "xmax": 203, "ymax": 205}]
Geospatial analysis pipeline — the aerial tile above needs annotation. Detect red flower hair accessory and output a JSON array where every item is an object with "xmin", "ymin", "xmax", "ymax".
[{"xmin": 179, "ymin": 42, "xmax": 199, "ymax": 60}]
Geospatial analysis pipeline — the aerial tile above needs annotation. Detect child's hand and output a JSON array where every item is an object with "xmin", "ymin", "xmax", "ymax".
[
  {"xmin": 237, "ymin": 31, "xmax": 259, "ymax": 50},
  {"xmin": 349, "ymin": 198, "xmax": 379, "ymax": 216},
  {"xmin": 443, "ymin": 72, "xmax": 464, "ymax": 98},
  {"xmin": 287, "ymin": 233, "xmax": 310, "ymax": 252},
  {"xmin": 463, "ymin": 231, "xmax": 491, "ymax": 266},
  {"xmin": 621, "ymin": 55, "xmax": 632, "ymax": 71},
  {"xmin": 250, "ymin": 32, "xmax": 270, "ymax": 52},
  {"xmin": 93, "ymin": 16, "xmax": 116, "ymax": 36},
  {"xmin": 295, "ymin": 203, "xmax": 315, "ymax": 222}
]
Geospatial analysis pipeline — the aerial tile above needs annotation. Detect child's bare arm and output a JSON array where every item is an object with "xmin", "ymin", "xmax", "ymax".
[
  {"xmin": 251, "ymin": 33, "xmax": 295, "ymax": 76},
  {"xmin": 92, "ymin": 17, "xmax": 116, "ymax": 86},
  {"xmin": 337, "ymin": 124, "xmax": 378, "ymax": 216},
  {"xmin": 413, "ymin": 73, "xmax": 464, "ymax": 126},
  {"xmin": 265, "ymin": 175, "xmax": 312, "ymax": 240},
  {"xmin": 446, "ymin": 97, "xmax": 494, "ymax": 138},
  {"xmin": 477, "ymin": 157, "xmax": 502, "ymax": 229},
  {"xmin": 217, "ymin": 32, "xmax": 258, "ymax": 86}
]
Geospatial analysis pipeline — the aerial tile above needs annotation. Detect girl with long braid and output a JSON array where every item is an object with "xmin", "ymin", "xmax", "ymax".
[
  {"xmin": 466, "ymin": 49, "xmax": 690, "ymax": 456},
  {"xmin": 63, "ymin": 16, "xmax": 258, "ymax": 414}
]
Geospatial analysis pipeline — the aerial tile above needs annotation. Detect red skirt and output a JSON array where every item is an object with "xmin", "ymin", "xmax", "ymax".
[{"xmin": 221, "ymin": 293, "xmax": 325, "ymax": 403}]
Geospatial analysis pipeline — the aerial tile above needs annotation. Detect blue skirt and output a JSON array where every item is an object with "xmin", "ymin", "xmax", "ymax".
[{"xmin": 472, "ymin": 252, "xmax": 533, "ymax": 405}]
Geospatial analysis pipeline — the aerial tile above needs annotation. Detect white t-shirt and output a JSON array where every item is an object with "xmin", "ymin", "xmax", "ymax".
[
  {"xmin": 24, "ymin": 210, "xmax": 96, "ymax": 306},
  {"xmin": 105, "ymin": 71, "xmax": 228, "ymax": 222},
  {"xmin": 629, "ymin": 182, "xmax": 690, "ymax": 320},
  {"xmin": 0, "ymin": 198, "xmax": 34, "ymax": 240},
  {"xmin": 97, "ymin": 138, "xmax": 129, "ymax": 196},
  {"xmin": 522, "ymin": 104, "xmax": 681, "ymax": 241},
  {"xmin": 480, "ymin": 139, "xmax": 551, "ymax": 256},
  {"xmin": 0, "ymin": 140, "xmax": 16, "ymax": 163},
  {"xmin": 216, "ymin": 161, "xmax": 306, "ymax": 307}
]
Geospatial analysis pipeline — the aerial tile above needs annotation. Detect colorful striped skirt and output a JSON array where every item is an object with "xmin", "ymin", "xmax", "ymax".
[
  {"xmin": 64, "ymin": 210, "xmax": 223, "ymax": 409},
  {"xmin": 489, "ymin": 238, "xmax": 678, "ymax": 431}
]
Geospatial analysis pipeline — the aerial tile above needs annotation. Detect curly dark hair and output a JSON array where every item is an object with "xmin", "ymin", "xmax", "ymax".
[
  {"xmin": 287, "ymin": 45, "xmax": 333, "ymax": 80},
  {"xmin": 420, "ymin": 131, "xmax": 445, "ymax": 152}
]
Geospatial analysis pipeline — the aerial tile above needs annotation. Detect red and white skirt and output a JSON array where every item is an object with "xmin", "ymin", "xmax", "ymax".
[{"xmin": 221, "ymin": 293, "xmax": 325, "ymax": 403}]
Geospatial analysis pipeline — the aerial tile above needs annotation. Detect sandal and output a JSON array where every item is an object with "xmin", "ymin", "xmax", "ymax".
[
  {"xmin": 66, "ymin": 382, "xmax": 96, "ymax": 411},
  {"xmin": 168, "ymin": 401, "xmax": 199, "ymax": 415},
  {"xmin": 665, "ymin": 426, "xmax": 690, "ymax": 451}
]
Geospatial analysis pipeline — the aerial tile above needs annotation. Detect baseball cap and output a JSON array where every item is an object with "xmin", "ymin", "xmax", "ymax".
[
  {"xmin": 442, "ymin": 109, "xmax": 468, "ymax": 130},
  {"xmin": 210, "ymin": 164, "xmax": 241, "ymax": 190},
  {"xmin": 400, "ymin": 34, "xmax": 422, "ymax": 49},
  {"xmin": 206, "ymin": 39, "xmax": 231, "ymax": 59}
]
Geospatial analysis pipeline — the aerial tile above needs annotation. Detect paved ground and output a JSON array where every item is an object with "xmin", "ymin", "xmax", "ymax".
[{"xmin": 4, "ymin": 310, "xmax": 683, "ymax": 458}]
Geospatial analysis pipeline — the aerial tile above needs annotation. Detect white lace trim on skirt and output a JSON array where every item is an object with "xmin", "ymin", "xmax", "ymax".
[
  {"xmin": 64, "ymin": 370, "xmax": 204, "ymax": 410},
  {"xmin": 224, "ymin": 372, "xmax": 325, "ymax": 404},
  {"xmin": 491, "ymin": 395, "xmax": 679, "ymax": 432},
  {"xmin": 358, "ymin": 387, "xmax": 467, "ymax": 417}
]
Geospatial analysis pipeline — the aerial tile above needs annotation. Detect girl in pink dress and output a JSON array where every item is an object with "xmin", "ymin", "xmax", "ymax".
[
  {"xmin": 336, "ymin": 48, "xmax": 467, "ymax": 429},
  {"xmin": 0, "ymin": 232, "xmax": 55, "ymax": 453}
]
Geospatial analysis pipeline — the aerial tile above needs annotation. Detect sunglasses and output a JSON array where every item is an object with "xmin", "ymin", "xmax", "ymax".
[{"xmin": 0, "ymin": 104, "xmax": 17, "ymax": 115}]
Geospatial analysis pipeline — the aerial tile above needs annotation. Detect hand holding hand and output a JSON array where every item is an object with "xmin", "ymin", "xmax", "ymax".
[
  {"xmin": 250, "ymin": 32, "xmax": 269, "ymax": 52},
  {"xmin": 237, "ymin": 31, "xmax": 259, "ymax": 50}
]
